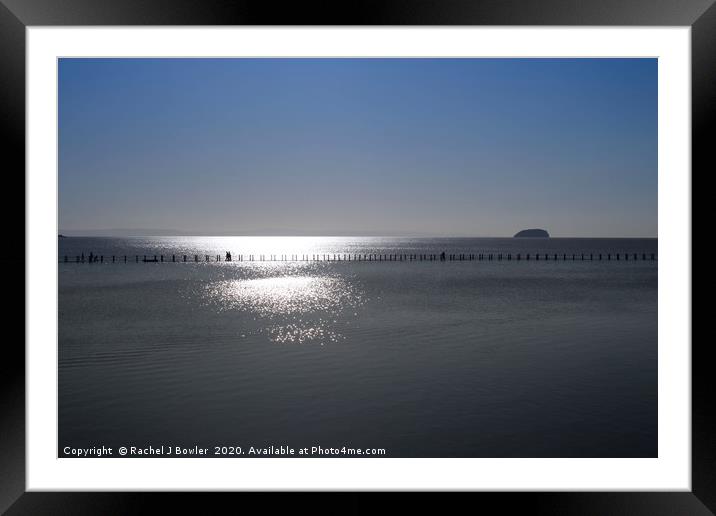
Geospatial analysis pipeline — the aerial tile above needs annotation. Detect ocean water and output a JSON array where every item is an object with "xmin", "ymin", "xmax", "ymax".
[{"xmin": 58, "ymin": 237, "xmax": 657, "ymax": 457}]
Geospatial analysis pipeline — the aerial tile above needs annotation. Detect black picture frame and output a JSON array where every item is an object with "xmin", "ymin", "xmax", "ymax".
[{"xmin": 1, "ymin": 1, "xmax": 706, "ymax": 514}]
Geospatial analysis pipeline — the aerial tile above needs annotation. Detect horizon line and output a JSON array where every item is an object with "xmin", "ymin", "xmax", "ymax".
[{"xmin": 58, "ymin": 232, "xmax": 659, "ymax": 239}]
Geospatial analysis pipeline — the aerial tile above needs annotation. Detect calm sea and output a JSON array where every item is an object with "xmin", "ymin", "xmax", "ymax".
[{"xmin": 58, "ymin": 237, "xmax": 657, "ymax": 457}]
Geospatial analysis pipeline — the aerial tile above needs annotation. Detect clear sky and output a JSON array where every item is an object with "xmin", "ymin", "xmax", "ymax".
[{"xmin": 59, "ymin": 58, "xmax": 657, "ymax": 237}]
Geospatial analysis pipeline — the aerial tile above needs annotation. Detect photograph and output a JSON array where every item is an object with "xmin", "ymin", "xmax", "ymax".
[{"xmin": 57, "ymin": 57, "xmax": 658, "ymax": 459}]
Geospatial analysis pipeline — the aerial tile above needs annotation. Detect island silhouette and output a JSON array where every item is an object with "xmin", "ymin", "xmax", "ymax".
[{"xmin": 513, "ymin": 229, "xmax": 550, "ymax": 238}]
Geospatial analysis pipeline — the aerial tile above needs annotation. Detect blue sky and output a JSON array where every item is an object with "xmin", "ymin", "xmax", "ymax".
[{"xmin": 59, "ymin": 58, "xmax": 657, "ymax": 237}]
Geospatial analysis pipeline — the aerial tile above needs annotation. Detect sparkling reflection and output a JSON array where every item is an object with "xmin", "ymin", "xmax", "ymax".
[{"xmin": 203, "ymin": 274, "xmax": 364, "ymax": 344}]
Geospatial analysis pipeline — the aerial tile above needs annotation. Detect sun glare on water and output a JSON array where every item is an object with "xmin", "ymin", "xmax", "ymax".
[{"xmin": 203, "ymin": 274, "xmax": 365, "ymax": 344}]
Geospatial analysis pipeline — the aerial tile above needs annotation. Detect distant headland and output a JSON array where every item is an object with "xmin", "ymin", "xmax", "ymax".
[{"xmin": 513, "ymin": 229, "xmax": 550, "ymax": 238}]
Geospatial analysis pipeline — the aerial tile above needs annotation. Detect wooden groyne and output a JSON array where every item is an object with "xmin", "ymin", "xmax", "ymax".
[{"xmin": 61, "ymin": 252, "xmax": 658, "ymax": 263}]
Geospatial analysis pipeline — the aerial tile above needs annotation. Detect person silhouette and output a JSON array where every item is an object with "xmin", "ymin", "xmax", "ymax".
[
  {"xmin": 226, "ymin": 251, "xmax": 232, "ymax": 262},
  {"xmin": 440, "ymin": 251, "xmax": 446, "ymax": 261}
]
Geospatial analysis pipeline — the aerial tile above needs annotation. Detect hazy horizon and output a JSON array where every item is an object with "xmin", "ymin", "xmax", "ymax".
[
  {"xmin": 59, "ymin": 58, "xmax": 657, "ymax": 238},
  {"xmin": 57, "ymin": 229, "xmax": 658, "ymax": 238}
]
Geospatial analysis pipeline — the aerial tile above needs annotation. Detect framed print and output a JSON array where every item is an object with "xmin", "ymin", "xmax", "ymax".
[{"xmin": 2, "ymin": 0, "xmax": 708, "ymax": 514}]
